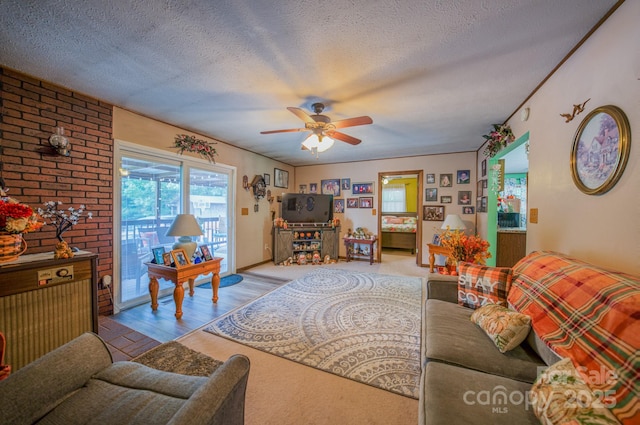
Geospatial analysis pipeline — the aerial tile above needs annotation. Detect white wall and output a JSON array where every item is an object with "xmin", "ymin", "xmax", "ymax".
[
  {"xmin": 481, "ymin": 0, "xmax": 639, "ymax": 275},
  {"xmin": 295, "ymin": 152, "xmax": 477, "ymax": 265},
  {"xmin": 112, "ymin": 107, "xmax": 294, "ymax": 269}
]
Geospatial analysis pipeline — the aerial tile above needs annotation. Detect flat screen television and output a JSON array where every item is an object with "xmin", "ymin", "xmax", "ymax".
[{"xmin": 281, "ymin": 193, "xmax": 333, "ymax": 223}]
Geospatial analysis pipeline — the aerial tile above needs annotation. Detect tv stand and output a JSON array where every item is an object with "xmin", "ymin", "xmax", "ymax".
[{"xmin": 273, "ymin": 224, "xmax": 340, "ymax": 264}]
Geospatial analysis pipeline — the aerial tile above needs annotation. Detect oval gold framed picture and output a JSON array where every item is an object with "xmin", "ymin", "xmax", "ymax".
[{"xmin": 570, "ymin": 105, "xmax": 630, "ymax": 195}]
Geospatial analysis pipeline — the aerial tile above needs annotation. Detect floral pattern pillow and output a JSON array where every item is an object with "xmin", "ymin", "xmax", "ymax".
[
  {"xmin": 470, "ymin": 304, "xmax": 531, "ymax": 353},
  {"xmin": 458, "ymin": 262, "xmax": 513, "ymax": 309},
  {"xmin": 530, "ymin": 358, "xmax": 621, "ymax": 425}
]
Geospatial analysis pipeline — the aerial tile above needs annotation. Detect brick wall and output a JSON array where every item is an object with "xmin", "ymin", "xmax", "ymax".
[{"xmin": 0, "ymin": 67, "xmax": 114, "ymax": 314}]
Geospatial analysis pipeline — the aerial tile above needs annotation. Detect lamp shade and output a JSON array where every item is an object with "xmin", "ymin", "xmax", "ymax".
[
  {"xmin": 441, "ymin": 214, "xmax": 466, "ymax": 230},
  {"xmin": 166, "ymin": 214, "xmax": 203, "ymax": 237}
]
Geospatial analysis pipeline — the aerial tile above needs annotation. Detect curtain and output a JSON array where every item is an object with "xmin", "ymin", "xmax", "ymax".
[{"xmin": 382, "ymin": 184, "xmax": 406, "ymax": 212}]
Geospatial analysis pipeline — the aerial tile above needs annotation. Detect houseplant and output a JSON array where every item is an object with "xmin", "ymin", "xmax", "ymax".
[
  {"xmin": 0, "ymin": 197, "xmax": 44, "ymax": 262},
  {"xmin": 482, "ymin": 124, "xmax": 515, "ymax": 158}
]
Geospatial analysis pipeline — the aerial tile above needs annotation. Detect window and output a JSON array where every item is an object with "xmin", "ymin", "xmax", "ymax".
[
  {"xmin": 115, "ymin": 142, "xmax": 234, "ymax": 310},
  {"xmin": 382, "ymin": 184, "xmax": 406, "ymax": 212}
]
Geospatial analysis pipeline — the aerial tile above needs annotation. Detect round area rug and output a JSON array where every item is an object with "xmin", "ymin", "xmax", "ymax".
[{"xmin": 200, "ymin": 274, "xmax": 243, "ymax": 289}]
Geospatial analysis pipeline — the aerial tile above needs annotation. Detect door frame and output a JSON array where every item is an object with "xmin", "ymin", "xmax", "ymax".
[{"xmin": 377, "ymin": 170, "xmax": 423, "ymax": 266}]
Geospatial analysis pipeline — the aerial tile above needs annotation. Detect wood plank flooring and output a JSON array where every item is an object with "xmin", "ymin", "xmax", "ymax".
[{"xmin": 108, "ymin": 272, "xmax": 287, "ymax": 343}]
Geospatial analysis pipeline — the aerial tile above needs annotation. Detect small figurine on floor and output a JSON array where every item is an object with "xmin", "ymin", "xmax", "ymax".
[
  {"xmin": 312, "ymin": 251, "xmax": 321, "ymax": 264},
  {"xmin": 323, "ymin": 254, "xmax": 331, "ymax": 264},
  {"xmin": 282, "ymin": 256, "xmax": 293, "ymax": 266}
]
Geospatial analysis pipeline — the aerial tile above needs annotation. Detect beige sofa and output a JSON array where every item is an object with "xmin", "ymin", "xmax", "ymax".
[{"xmin": 0, "ymin": 332, "xmax": 250, "ymax": 425}]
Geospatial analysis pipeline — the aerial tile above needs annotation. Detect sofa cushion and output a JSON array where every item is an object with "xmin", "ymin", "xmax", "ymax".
[
  {"xmin": 424, "ymin": 299, "xmax": 544, "ymax": 383},
  {"xmin": 420, "ymin": 361, "xmax": 539, "ymax": 425},
  {"xmin": 530, "ymin": 358, "xmax": 621, "ymax": 425},
  {"xmin": 457, "ymin": 262, "xmax": 512, "ymax": 309},
  {"xmin": 471, "ymin": 304, "xmax": 531, "ymax": 353}
]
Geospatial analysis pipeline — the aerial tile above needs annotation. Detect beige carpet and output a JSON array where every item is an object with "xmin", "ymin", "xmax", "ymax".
[{"xmin": 179, "ymin": 329, "xmax": 418, "ymax": 425}]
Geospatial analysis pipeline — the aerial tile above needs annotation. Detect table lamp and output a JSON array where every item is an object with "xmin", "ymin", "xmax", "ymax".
[
  {"xmin": 441, "ymin": 214, "xmax": 466, "ymax": 231},
  {"xmin": 166, "ymin": 214, "xmax": 203, "ymax": 259}
]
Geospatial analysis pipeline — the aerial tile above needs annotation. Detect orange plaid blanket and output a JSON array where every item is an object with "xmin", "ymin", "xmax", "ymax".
[{"xmin": 508, "ymin": 251, "xmax": 639, "ymax": 425}]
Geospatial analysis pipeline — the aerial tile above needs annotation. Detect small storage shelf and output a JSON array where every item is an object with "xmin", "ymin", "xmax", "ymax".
[{"xmin": 273, "ymin": 225, "xmax": 340, "ymax": 264}]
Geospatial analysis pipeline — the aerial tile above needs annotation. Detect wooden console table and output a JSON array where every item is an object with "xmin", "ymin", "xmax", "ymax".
[
  {"xmin": 427, "ymin": 244, "xmax": 453, "ymax": 273},
  {"xmin": 146, "ymin": 258, "xmax": 222, "ymax": 319},
  {"xmin": 344, "ymin": 237, "xmax": 377, "ymax": 265}
]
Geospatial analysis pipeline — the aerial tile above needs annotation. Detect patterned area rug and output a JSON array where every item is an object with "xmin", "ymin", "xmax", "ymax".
[
  {"xmin": 204, "ymin": 268, "xmax": 423, "ymax": 398},
  {"xmin": 133, "ymin": 341, "xmax": 223, "ymax": 376}
]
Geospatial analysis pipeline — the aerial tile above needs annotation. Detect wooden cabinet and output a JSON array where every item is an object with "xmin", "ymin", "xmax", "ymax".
[
  {"xmin": 496, "ymin": 230, "xmax": 527, "ymax": 267},
  {"xmin": 273, "ymin": 225, "xmax": 340, "ymax": 264},
  {"xmin": 0, "ymin": 251, "xmax": 98, "ymax": 370}
]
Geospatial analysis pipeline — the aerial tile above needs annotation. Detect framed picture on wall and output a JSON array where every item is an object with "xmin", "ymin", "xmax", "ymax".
[
  {"xmin": 440, "ymin": 195, "xmax": 452, "ymax": 204},
  {"xmin": 352, "ymin": 182, "xmax": 374, "ymax": 194},
  {"xmin": 347, "ymin": 198, "xmax": 359, "ymax": 208},
  {"xmin": 309, "ymin": 183, "xmax": 318, "ymax": 193},
  {"xmin": 426, "ymin": 174, "xmax": 436, "ymax": 184},
  {"xmin": 481, "ymin": 159, "xmax": 487, "ymax": 177},
  {"xmin": 334, "ymin": 199, "xmax": 345, "ymax": 213},
  {"xmin": 463, "ymin": 206, "xmax": 475, "ymax": 214},
  {"xmin": 423, "ymin": 205, "xmax": 444, "ymax": 221},
  {"xmin": 359, "ymin": 197, "xmax": 374, "ymax": 208},
  {"xmin": 425, "ymin": 188, "xmax": 438, "ymax": 202},
  {"xmin": 439, "ymin": 174, "xmax": 452, "ymax": 187},
  {"xmin": 321, "ymin": 179, "xmax": 341, "ymax": 196},
  {"xmin": 458, "ymin": 191, "xmax": 472, "ymax": 205},
  {"xmin": 457, "ymin": 170, "xmax": 470, "ymax": 184},
  {"xmin": 274, "ymin": 168, "xmax": 289, "ymax": 188},
  {"xmin": 264, "ymin": 173, "xmax": 271, "ymax": 186},
  {"xmin": 341, "ymin": 178, "xmax": 351, "ymax": 190}
]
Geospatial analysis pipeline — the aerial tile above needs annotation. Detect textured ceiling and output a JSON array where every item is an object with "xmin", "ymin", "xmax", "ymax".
[{"xmin": 0, "ymin": 0, "xmax": 619, "ymax": 166}]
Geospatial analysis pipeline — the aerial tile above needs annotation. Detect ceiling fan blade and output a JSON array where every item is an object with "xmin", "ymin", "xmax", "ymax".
[
  {"xmin": 327, "ymin": 130, "xmax": 361, "ymax": 145},
  {"xmin": 287, "ymin": 107, "xmax": 316, "ymax": 124},
  {"xmin": 260, "ymin": 128, "xmax": 308, "ymax": 134},
  {"xmin": 330, "ymin": 116, "xmax": 373, "ymax": 129}
]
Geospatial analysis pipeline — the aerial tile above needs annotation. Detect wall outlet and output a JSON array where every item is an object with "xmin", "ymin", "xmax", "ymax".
[
  {"xmin": 102, "ymin": 275, "xmax": 112, "ymax": 287},
  {"xmin": 264, "ymin": 244, "xmax": 269, "ymax": 250}
]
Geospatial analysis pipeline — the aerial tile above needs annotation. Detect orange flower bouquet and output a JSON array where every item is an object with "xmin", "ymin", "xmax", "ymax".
[{"xmin": 440, "ymin": 227, "xmax": 491, "ymax": 265}]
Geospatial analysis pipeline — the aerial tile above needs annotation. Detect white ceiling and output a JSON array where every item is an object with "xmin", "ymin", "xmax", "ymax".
[{"xmin": 0, "ymin": 0, "xmax": 619, "ymax": 166}]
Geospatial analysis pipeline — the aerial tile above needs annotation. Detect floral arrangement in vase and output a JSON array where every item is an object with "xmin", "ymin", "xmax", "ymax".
[
  {"xmin": 0, "ymin": 198, "xmax": 44, "ymax": 234},
  {"xmin": 439, "ymin": 227, "xmax": 491, "ymax": 266},
  {"xmin": 482, "ymin": 124, "xmax": 515, "ymax": 158},
  {"xmin": 172, "ymin": 134, "xmax": 218, "ymax": 163},
  {"xmin": 38, "ymin": 201, "xmax": 92, "ymax": 259}
]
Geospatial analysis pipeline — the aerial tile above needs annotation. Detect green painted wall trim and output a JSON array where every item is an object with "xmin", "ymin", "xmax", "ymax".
[{"xmin": 486, "ymin": 132, "xmax": 529, "ymax": 266}]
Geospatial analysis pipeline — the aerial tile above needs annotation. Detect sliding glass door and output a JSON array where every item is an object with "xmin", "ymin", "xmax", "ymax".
[{"xmin": 116, "ymin": 143, "xmax": 233, "ymax": 311}]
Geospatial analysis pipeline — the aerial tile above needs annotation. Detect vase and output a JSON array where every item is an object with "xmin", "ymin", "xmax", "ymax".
[{"xmin": 0, "ymin": 233, "xmax": 27, "ymax": 263}]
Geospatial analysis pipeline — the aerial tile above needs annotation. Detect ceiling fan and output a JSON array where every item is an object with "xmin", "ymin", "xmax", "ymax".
[{"xmin": 260, "ymin": 103, "xmax": 373, "ymax": 154}]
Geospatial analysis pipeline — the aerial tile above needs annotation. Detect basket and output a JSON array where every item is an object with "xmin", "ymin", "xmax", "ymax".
[{"xmin": 0, "ymin": 233, "xmax": 27, "ymax": 263}]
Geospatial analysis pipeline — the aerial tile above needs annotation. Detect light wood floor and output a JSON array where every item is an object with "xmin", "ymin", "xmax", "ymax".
[{"xmin": 109, "ymin": 272, "xmax": 287, "ymax": 342}]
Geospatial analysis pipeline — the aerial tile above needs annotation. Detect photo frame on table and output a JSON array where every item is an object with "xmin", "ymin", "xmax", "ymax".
[
  {"xmin": 309, "ymin": 183, "xmax": 318, "ymax": 194},
  {"xmin": 334, "ymin": 199, "xmax": 345, "ymax": 213},
  {"xmin": 426, "ymin": 173, "xmax": 436, "ymax": 184},
  {"xmin": 299, "ymin": 184, "xmax": 307, "ymax": 193},
  {"xmin": 570, "ymin": 105, "xmax": 630, "ymax": 195},
  {"xmin": 274, "ymin": 168, "xmax": 289, "ymax": 188},
  {"xmin": 171, "ymin": 249, "xmax": 190, "ymax": 268},
  {"xmin": 359, "ymin": 196, "xmax": 374, "ymax": 208},
  {"xmin": 423, "ymin": 205, "xmax": 444, "ymax": 221},
  {"xmin": 346, "ymin": 198, "xmax": 359, "ymax": 208},
  {"xmin": 439, "ymin": 174, "xmax": 452, "ymax": 187},
  {"xmin": 263, "ymin": 173, "xmax": 271, "ymax": 186},
  {"xmin": 321, "ymin": 179, "xmax": 341, "ymax": 196},
  {"xmin": 200, "ymin": 245, "xmax": 213, "ymax": 261},
  {"xmin": 440, "ymin": 195, "xmax": 452, "ymax": 204},
  {"xmin": 431, "ymin": 233, "xmax": 441, "ymax": 246},
  {"xmin": 425, "ymin": 188, "xmax": 438, "ymax": 202},
  {"xmin": 352, "ymin": 182, "xmax": 374, "ymax": 194},
  {"xmin": 152, "ymin": 246, "xmax": 165, "ymax": 264},
  {"xmin": 162, "ymin": 252, "xmax": 172, "ymax": 266}
]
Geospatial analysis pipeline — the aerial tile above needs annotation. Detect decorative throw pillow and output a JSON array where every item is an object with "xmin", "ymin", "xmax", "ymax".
[
  {"xmin": 457, "ymin": 262, "xmax": 513, "ymax": 309},
  {"xmin": 470, "ymin": 304, "xmax": 531, "ymax": 353},
  {"xmin": 529, "ymin": 358, "xmax": 621, "ymax": 425}
]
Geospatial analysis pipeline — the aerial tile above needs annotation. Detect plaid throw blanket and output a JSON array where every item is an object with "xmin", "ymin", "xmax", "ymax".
[{"xmin": 508, "ymin": 251, "xmax": 639, "ymax": 425}]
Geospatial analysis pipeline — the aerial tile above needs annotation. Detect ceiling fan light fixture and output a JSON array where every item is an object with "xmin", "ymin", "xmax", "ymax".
[{"xmin": 302, "ymin": 133, "xmax": 334, "ymax": 154}]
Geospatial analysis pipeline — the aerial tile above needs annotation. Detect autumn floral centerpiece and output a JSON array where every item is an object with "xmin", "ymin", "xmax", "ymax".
[
  {"xmin": 439, "ymin": 227, "xmax": 491, "ymax": 266},
  {"xmin": 482, "ymin": 124, "xmax": 515, "ymax": 158},
  {"xmin": 173, "ymin": 134, "xmax": 218, "ymax": 163},
  {"xmin": 0, "ymin": 197, "xmax": 44, "ymax": 261},
  {"xmin": 38, "ymin": 201, "xmax": 92, "ymax": 259}
]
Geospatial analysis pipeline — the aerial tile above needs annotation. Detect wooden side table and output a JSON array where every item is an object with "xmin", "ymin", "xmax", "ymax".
[
  {"xmin": 146, "ymin": 258, "xmax": 222, "ymax": 319},
  {"xmin": 427, "ymin": 244, "xmax": 453, "ymax": 273},
  {"xmin": 344, "ymin": 237, "xmax": 377, "ymax": 265}
]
